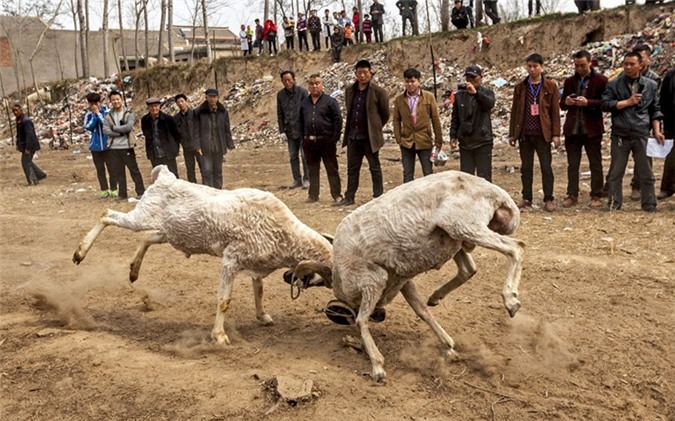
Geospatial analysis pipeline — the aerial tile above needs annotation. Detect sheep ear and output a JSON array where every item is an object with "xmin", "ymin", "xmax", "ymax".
[{"xmin": 321, "ymin": 233, "xmax": 334, "ymax": 244}]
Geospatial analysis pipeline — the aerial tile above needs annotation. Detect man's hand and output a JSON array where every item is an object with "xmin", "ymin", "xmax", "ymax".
[
  {"xmin": 626, "ymin": 93, "xmax": 642, "ymax": 107},
  {"xmin": 465, "ymin": 81, "xmax": 477, "ymax": 95},
  {"xmin": 197, "ymin": 148, "xmax": 202, "ymax": 156},
  {"xmin": 91, "ymin": 104, "xmax": 100, "ymax": 114},
  {"xmin": 564, "ymin": 96, "xmax": 576, "ymax": 106},
  {"xmin": 450, "ymin": 138, "xmax": 458, "ymax": 149},
  {"xmin": 280, "ymin": 133, "xmax": 288, "ymax": 141},
  {"xmin": 654, "ymin": 130, "xmax": 665, "ymax": 145},
  {"xmin": 574, "ymin": 96, "xmax": 588, "ymax": 106},
  {"xmin": 509, "ymin": 137, "xmax": 517, "ymax": 147},
  {"xmin": 552, "ymin": 136, "xmax": 561, "ymax": 148}
]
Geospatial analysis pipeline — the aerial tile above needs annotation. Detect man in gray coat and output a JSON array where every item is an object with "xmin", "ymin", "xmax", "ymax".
[
  {"xmin": 193, "ymin": 88, "xmax": 235, "ymax": 189},
  {"xmin": 277, "ymin": 71, "xmax": 309, "ymax": 189},
  {"xmin": 336, "ymin": 59, "xmax": 390, "ymax": 207}
]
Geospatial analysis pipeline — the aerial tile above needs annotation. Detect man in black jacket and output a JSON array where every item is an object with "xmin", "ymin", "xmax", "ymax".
[
  {"xmin": 173, "ymin": 93, "xmax": 201, "ymax": 183},
  {"xmin": 13, "ymin": 103, "xmax": 47, "ymax": 185},
  {"xmin": 601, "ymin": 52, "xmax": 664, "ymax": 212},
  {"xmin": 299, "ymin": 74, "xmax": 343, "ymax": 203},
  {"xmin": 450, "ymin": 65, "xmax": 495, "ymax": 182},
  {"xmin": 277, "ymin": 71, "xmax": 309, "ymax": 189},
  {"xmin": 193, "ymin": 88, "xmax": 235, "ymax": 189},
  {"xmin": 141, "ymin": 97, "xmax": 181, "ymax": 178},
  {"xmin": 657, "ymin": 67, "xmax": 675, "ymax": 200},
  {"xmin": 451, "ymin": 0, "xmax": 470, "ymax": 29}
]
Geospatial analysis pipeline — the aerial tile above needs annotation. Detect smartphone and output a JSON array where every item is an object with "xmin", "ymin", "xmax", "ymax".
[
  {"xmin": 637, "ymin": 84, "xmax": 644, "ymax": 94},
  {"xmin": 569, "ymin": 94, "xmax": 578, "ymax": 98}
]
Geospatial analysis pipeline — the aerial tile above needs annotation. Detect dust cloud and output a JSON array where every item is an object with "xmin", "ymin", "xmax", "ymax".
[{"xmin": 162, "ymin": 329, "xmax": 228, "ymax": 357}]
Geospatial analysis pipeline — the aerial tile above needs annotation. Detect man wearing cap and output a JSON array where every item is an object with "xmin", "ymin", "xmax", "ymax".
[
  {"xmin": 141, "ymin": 97, "xmax": 182, "ymax": 177},
  {"xmin": 336, "ymin": 60, "xmax": 390, "ymax": 207},
  {"xmin": 193, "ymin": 88, "xmax": 235, "ymax": 189},
  {"xmin": 450, "ymin": 65, "xmax": 496, "ymax": 182}
]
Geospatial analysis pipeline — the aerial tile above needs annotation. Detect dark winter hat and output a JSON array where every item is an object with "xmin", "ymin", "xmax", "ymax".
[
  {"xmin": 464, "ymin": 65, "xmax": 483, "ymax": 77},
  {"xmin": 145, "ymin": 97, "xmax": 161, "ymax": 105},
  {"xmin": 205, "ymin": 88, "xmax": 219, "ymax": 96}
]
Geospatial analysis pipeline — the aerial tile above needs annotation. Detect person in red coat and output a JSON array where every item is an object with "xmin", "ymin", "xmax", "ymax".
[{"xmin": 263, "ymin": 19, "xmax": 278, "ymax": 56}]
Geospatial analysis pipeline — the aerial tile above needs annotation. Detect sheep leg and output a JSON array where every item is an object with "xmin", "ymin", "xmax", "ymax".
[
  {"xmin": 356, "ymin": 285, "xmax": 387, "ymax": 382},
  {"xmin": 252, "ymin": 277, "xmax": 273, "ymax": 325},
  {"xmin": 129, "ymin": 230, "xmax": 167, "ymax": 283},
  {"xmin": 448, "ymin": 226, "xmax": 524, "ymax": 318},
  {"xmin": 427, "ymin": 248, "xmax": 477, "ymax": 306},
  {"xmin": 211, "ymin": 259, "xmax": 238, "ymax": 344},
  {"xmin": 401, "ymin": 281, "xmax": 456, "ymax": 355},
  {"xmin": 73, "ymin": 209, "xmax": 142, "ymax": 264}
]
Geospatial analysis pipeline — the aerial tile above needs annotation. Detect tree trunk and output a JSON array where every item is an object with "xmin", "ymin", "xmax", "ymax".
[
  {"xmin": 168, "ymin": 0, "xmax": 174, "ymax": 62},
  {"xmin": 76, "ymin": 0, "xmax": 89, "ymax": 77},
  {"xmin": 157, "ymin": 0, "xmax": 166, "ymax": 61},
  {"xmin": 264, "ymin": 0, "xmax": 269, "ymax": 21},
  {"xmin": 84, "ymin": 0, "xmax": 90, "ymax": 75},
  {"xmin": 134, "ymin": 1, "xmax": 141, "ymax": 69},
  {"xmin": 475, "ymin": 0, "xmax": 483, "ymax": 26},
  {"xmin": 118, "ymin": 0, "xmax": 129, "ymax": 71},
  {"xmin": 103, "ymin": 0, "xmax": 110, "ymax": 76},
  {"xmin": 201, "ymin": 0, "xmax": 212, "ymax": 63},
  {"xmin": 69, "ymin": 0, "xmax": 80, "ymax": 78},
  {"xmin": 143, "ymin": 0, "xmax": 150, "ymax": 67},
  {"xmin": 440, "ymin": 0, "xmax": 449, "ymax": 31}
]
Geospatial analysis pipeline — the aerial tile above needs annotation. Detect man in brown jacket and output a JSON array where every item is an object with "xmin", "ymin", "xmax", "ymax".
[
  {"xmin": 336, "ymin": 60, "xmax": 390, "ymax": 207},
  {"xmin": 509, "ymin": 53, "xmax": 561, "ymax": 212},
  {"xmin": 393, "ymin": 67, "xmax": 444, "ymax": 183}
]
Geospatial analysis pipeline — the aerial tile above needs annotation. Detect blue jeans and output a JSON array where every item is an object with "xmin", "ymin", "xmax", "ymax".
[
  {"xmin": 607, "ymin": 136, "xmax": 656, "ymax": 210},
  {"xmin": 287, "ymin": 137, "xmax": 308, "ymax": 184},
  {"xmin": 400, "ymin": 144, "xmax": 433, "ymax": 183}
]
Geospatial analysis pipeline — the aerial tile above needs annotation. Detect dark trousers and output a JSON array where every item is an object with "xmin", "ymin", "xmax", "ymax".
[
  {"xmin": 200, "ymin": 151, "xmax": 224, "ymax": 189},
  {"xmin": 268, "ymin": 36, "xmax": 277, "ymax": 54},
  {"xmin": 345, "ymin": 139, "xmax": 383, "ymax": 200},
  {"xmin": 402, "ymin": 15, "xmax": 418, "ymax": 35},
  {"xmin": 183, "ymin": 148, "xmax": 202, "ymax": 183},
  {"xmin": 150, "ymin": 156, "xmax": 179, "ymax": 179},
  {"xmin": 565, "ymin": 134, "xmax": 603, "ymax": 198},
  {"xmin": 519, "ymin": 135, "xmax": 555, "ymax": 202},
  {"xmin": 109, "ymin": 149, "xmax": 145, "ymax": 198},
  {"xmin": 302, "ymin": 137, "xmax": 342, "ymax": 200},
  {"xmin": 607, "ymin": 136, "xmax": 656, "ymax": 210},
  {"xmin": 285, "ymin": 36, "xmax": 294, "ymax": 50},
  {"xmin": 459, "ymin": 144, "xmax": 493, "ymax": 182},
  {"xmin": 288, "ymin": 137, "xmax": 309, "ymax": 183},
  {"xmin": 452, "ymin": 19, "xmax": 469, "ymax": 29},
  {"xmin": 21, "ymin": 152, "xmax": 46, "ymax": 184},
  {"xmin": 365, "ymin": 32, "xmax": 372, "ymax": 43},
  {"xmin": 298, "ymin": 31, "xmax": 309, "ymax": 50},
  {"xmin": 92, "ymin": 150, "xmax": 115, "ymax": 191},
  {"xmin": 630, "ymin": 158, "xmax": 653, "ymax": 189},
  {"xmin": 484, "ymin": 1, "xmax": 500, "ymax": 22},
  {"xmin": 401, "ymin": 144, "xmax": 433, "ymax": 183},
  {"xmin": 332, "ymin": 45, "xmax": 342, "ymax": 62},
  {"xmin": 311, "ymin": 31, "xmax": 321, "ymax": 50},
  {"xmin": 528, "ymin": 0, "xmax": 542, "ymax": 15},
  {"xmin": 660, "ymin": 146, "xmax": 675, "ymax": 194},
  {"xmin": 373, "ymin": 24, "xmax": 383, "ymax": 43}
]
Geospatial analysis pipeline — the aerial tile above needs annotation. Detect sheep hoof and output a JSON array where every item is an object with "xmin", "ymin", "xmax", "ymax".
[
  {"xmin": 445, "ymin": 348, "xmax": 459, "ymax": 361},
  {"xmin": 211, "ymin": 331, "xmax": 231, "ymax": 345},
  {"xmin": 506, "ymin": 300, "xmax": 521, "ymax": 318},
  {"xmin": 72, "ymin": 251, "xmax": 84, "ymax": 265},
  {"xmin": 427, "ymin": 297, "xmax": 439, "ymax": 307},
  {"xmin": 257, "ymin": 314, "xmax": 274, "ymax": 325},
  {"xmin": 371, "ymin": 367, "xmax": 387, "ymax": 382},
  {"xmin": 369, "ymin": 307, "xmax": 386, "ymax": 323}
]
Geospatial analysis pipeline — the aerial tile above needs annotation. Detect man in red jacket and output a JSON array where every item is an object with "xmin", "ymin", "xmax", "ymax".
[{"xmin": 559, "ymin": 50, "xmax": 608, "ymax": 208}]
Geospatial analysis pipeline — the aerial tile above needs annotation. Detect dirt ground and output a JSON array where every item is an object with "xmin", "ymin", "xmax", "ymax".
[{"xmin": 1, "ymin": 140, "xmax": 673, "ymax": 420}]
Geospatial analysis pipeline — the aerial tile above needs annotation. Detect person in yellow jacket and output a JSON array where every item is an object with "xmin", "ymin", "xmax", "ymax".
[{"xmin": 392, "ymin": 67, "xmax": 444, "ymax": 182}]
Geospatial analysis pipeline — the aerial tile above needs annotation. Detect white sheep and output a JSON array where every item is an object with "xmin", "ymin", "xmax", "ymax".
[
  {"xmin": 27, "ymin": 87, "xmax": 51, "ymax": 107},
  {"xmin": 292, "ymin": 171, "xmax": 525, "ymax": 381},
  {"xmin": 73, "ymin": 165, "xmax": 333, "ymax": 344}
]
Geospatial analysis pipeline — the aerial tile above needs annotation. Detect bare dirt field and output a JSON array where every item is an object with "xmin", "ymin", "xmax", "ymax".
[{"xmin": 1, "ymin": 141, "xmax": 673, "ymax": 420}]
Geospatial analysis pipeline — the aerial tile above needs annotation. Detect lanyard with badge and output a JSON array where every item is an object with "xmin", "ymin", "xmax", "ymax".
[
  {"xmin": 408, "ymin": 93, "xmax": 420, "ymax": 125},
  {"xmin": 528, "ymin": 78, "xmax": 543, "ymax": 116}
]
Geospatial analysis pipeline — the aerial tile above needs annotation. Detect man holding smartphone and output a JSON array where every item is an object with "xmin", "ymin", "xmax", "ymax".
[{"xmin": 559, "ymin": 50, "xmax": 608, "ymax": 208}]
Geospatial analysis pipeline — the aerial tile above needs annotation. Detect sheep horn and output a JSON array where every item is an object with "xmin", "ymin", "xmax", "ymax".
[{"xmin": 293, "ymin": 260, "xmax": 333, "ymax": 289}]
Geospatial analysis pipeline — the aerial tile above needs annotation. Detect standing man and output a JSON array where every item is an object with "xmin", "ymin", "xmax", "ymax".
[
  {"xmin": 103, "ymin": 90, "xmax": 145, "ymax": 200},
  {"xmin": 396, "ymin": 0, "xmax": 418, "ymax": 36},
  {"xmin": 602, "ymin": 51, "xmax": 663, "ymax": 212},
  {"xmin": 508, "ymin": 53, "xmax": 561, "ymax": 212},
  {"xmin": 559, "ymin": 50, "xmax": 608, "ymax": 208},
  {"xmin": 370, "ymin": 0, "xmax": 385, "ymax": 43},
  {"xmin": 173, "ymin": 93, "xmax": 201, "ymax": 183},
  {"xmin": 299, "ymin": 74, "xmax": 343, "ymax": 203},
  {"xmin": 322, "ymin": 9, "xmax": 333, "ymax": 49},
  {"xmin": 193, "ymin": 88, "xmax": 235, "ymax": 189},
  {"xmin": 657, "ymin": 67, "xmax": 675, "ymax": 200},
  {"xmin": 307, "ymin": 10, "xmax": 322, "ymax": 51},
  {"xmin": 297, "ymin": 13, "xmax": 309, "ymax": 51},
  {"xmin": 13, "ymin": 103, "xmax": 47, "ymax": 186},
  {"xmin": 141, "ymin": 97, "xmax": 181, "ymax": 177},
  {"xmin": 277, "ymin": 70, "xmax": 310, "ymax": 189},
  {"xmin": 483, "ymin": 0, "xmax": 500, "ymax": 24},
  {"xmin": 330, "ymin": 26, "xmax": 344, "ymax": 63},
  {"xmin": 392, "ymin": 68, "xmax": 444, "ymax": 183},
  {"xmin": 254, "ymin": 19, "xmax": 264, "ymax": 55},
  {"xmin": 450, "ymin": 65, "xmax": 496, "ymax": 182},
  {"xmin": 84, "ymin": 92, "xmax": 114, "ymax": 197},
  {"xmin": 337, "ymin": 60, "xmax": 390, "ymax": 207},
  {"xmin": 528, "ymin": 0, "xmax": 541, "ymax": 16}
]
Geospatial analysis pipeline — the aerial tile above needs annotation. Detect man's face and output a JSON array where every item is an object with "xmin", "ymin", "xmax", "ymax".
[
  {"xmin": 176, "ymin": 97, "xmax": 188, "ymax": 112},
  {"xmin": 623, "ymin": 56, "xmax": 641, "ymax": 78},
  {"xmin": 404, "ymin": 77, "xmax": 421, "ymax": 95},
  {"xmin": 465, "ymin": 74, "xmax": 482, "ymax": 87},
  {"xmin": 573, "ymin": 57, "xmax": 591, "ymax": 77},
  {"xmin": 110, "ymin": 95, "xmax": 123, "ymax": 110},
  {"xmin": 89, "ymin": 101, "xmax": 101, "ymax": 112},
  {"xmin": 355, "ymin": 67, "xmax": 372, "ymax": 85},
  {"xmin": 12, "ymin": 106, "xmax": 22, "ymax": 118},
  {"xmin": 454, "ymin": 2, "xmax": 462, "ymax": 8},
  {"xmin": 207, "ymin": 94, "xmax": 219, "ymax": 107},
  {"xmin": 282, "ymin": 73, "xmax": 295, "ymax": 91},
  {"xmin": 637, "ymin": 50, "xmax": 650, "ymax": 70},
  {"xmin": 526, "ymin": 61, "xmax": 544, "ymax": 79},
  {"xmin": 148, "ymin": 103, "xmax": 160, "ymax": 118},
  {"xmin": 308, "ymin": 77, "xmax": 323, "ymax": 96}
]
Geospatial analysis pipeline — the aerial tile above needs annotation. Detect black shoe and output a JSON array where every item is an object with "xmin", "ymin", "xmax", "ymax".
[
  {"xmin": 37, "ymin": 174, "xmax": 47, "ymax": 181},
  {"xmin": 643, "ymin": 205, "xmax": 657, "ymax": 212},
  {"xmin": 288, "ymin": 180, "xmax": 303, "ymax": 189},
  {"xmin": 657, "ymin": 191, "xmax": 673, "ymax": 200},
  {"xmin": 114, "ymin": 195, "xmax": 128, "ymax": 201},
  {"xmin": 333, "ymin": 197, "xmax": 355, "ymax": 207},
  {"xmin": 305, "ymin": 196, "xmax": 319, "ymax": 203}
]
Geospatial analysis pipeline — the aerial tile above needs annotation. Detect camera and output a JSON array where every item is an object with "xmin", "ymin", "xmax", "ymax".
[{"xmin": 457, "ymin": 83, "xmax": 468, "ymax": 90}]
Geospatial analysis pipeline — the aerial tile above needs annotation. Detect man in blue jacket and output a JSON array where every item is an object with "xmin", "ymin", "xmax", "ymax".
[
  {"xmin": 85, "ymin": 92, "xmax": 116, "ymax": 198},
  {"xmin": 13, "ymin": 103, "xmax": 47, "ymax": 186}
]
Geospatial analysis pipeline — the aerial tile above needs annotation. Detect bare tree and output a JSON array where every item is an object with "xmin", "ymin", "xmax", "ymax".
[
  {"xmin": 76, "ymin": 0, "xmax": 89, "ymax": 76},
  {"xmin": 27, "ymin": 0, "xmax": 64, "ymax": 105},
  {"xmin": 440, "ymin": 0, "xmax": 449, "ymax": 31},
  {"xmin": 118, "ymin": 0, "xmax": 129, "ymax": 71},
  {"xmin": 67, "ymin": 0, "xmax": 80, "ymax": 78},
  {"xmin": 133, "ymin": 0, "xmax": 143, "ymax": 68},
  {"xmin": 201, "ymin": 0, "xmax": 212, "ymax": 63},
  {"xmin": 168, "ymin": 0, "xmax": 174, "ymax": 62},
  {"xmin": 157, "ymin": 0, "xmax": 166, "ymax": 61},
  {"xmin": 143, "ymin": 0, "xmax": 150, "ymax": 67},
  {"xmin": 102, "ymin": 0, "xmax": 110, "ymax": 76}
]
